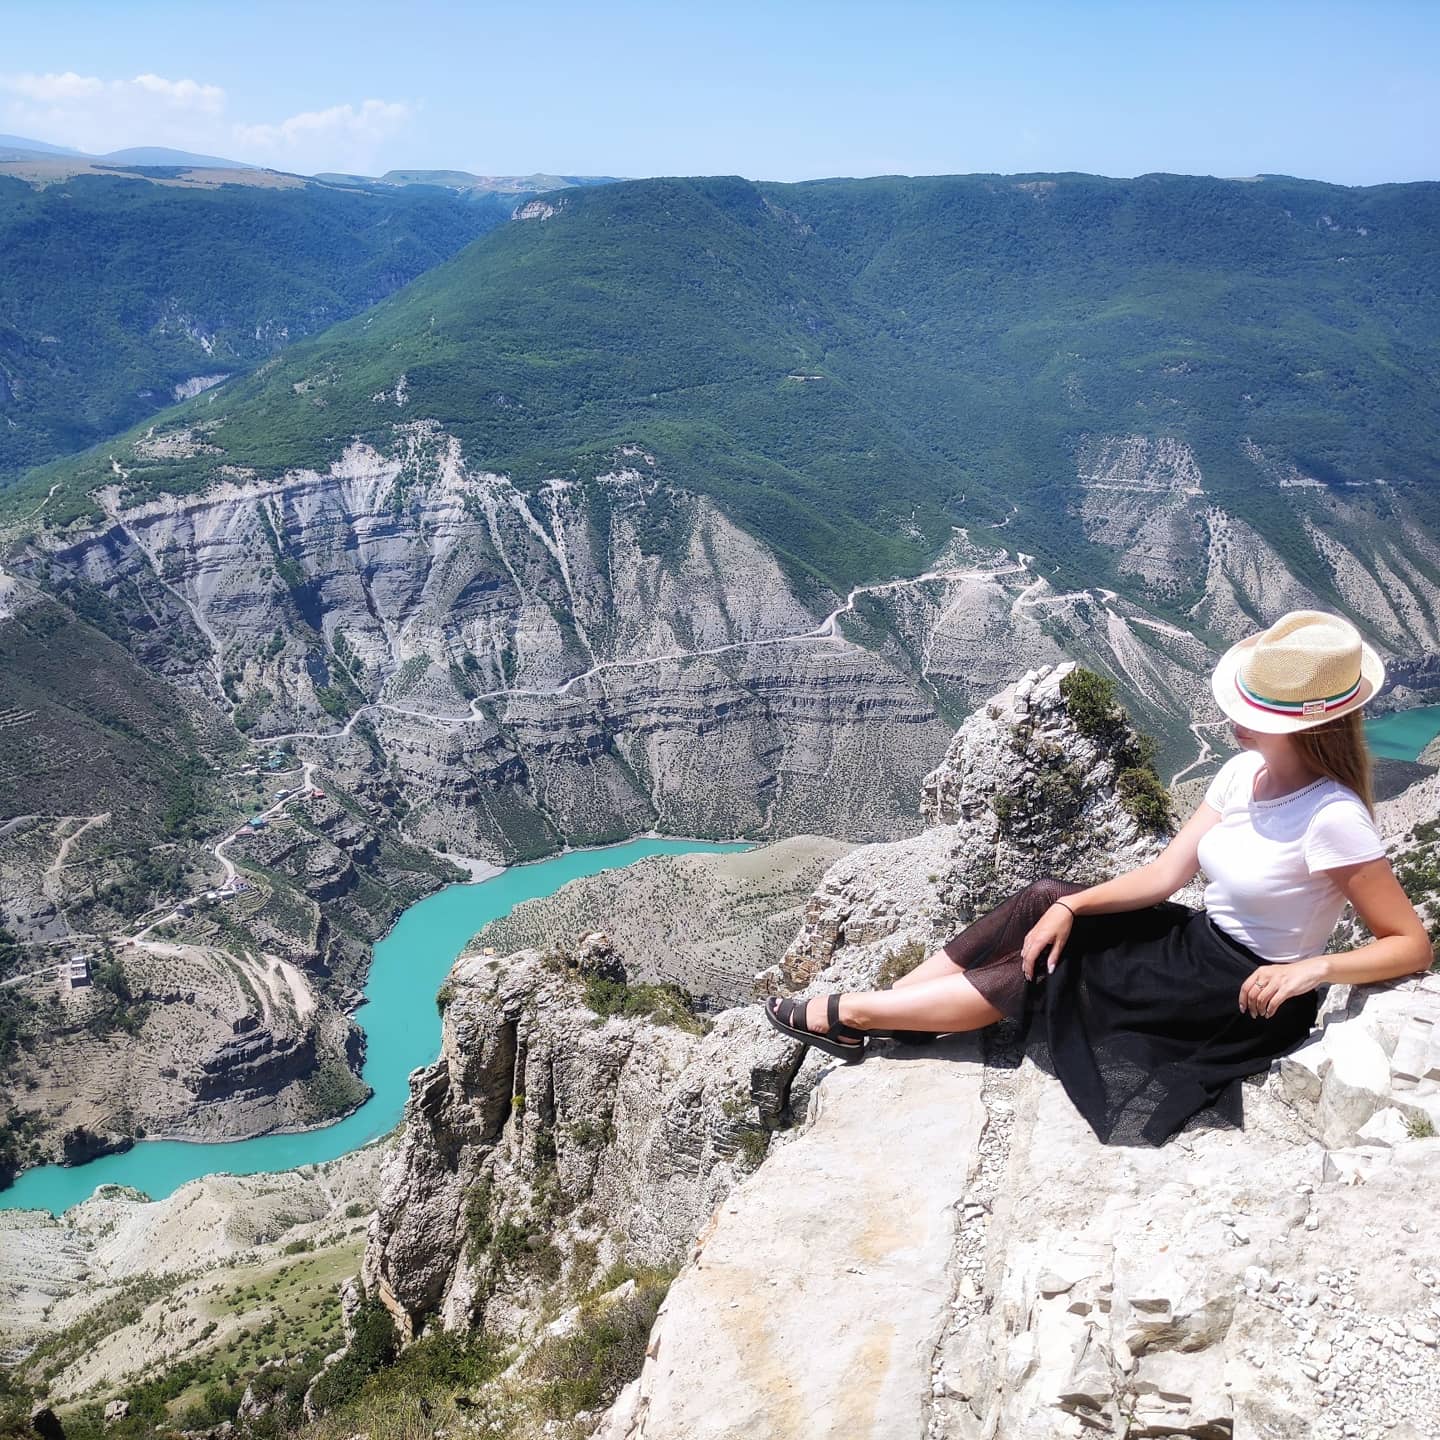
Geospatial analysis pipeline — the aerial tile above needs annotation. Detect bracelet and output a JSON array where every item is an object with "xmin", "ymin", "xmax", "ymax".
[{"xmin": 1052, "ymin": 899, "xmax": 1077, "ymax": 919}]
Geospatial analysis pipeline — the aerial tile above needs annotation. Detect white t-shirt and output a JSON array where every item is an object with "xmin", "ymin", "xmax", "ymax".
[{"xmin": 1195, "ymin": 749, "xmax": 1386, "ymax": 963}]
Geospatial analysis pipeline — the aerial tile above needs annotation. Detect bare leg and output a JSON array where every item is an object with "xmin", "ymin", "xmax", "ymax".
[
  {"xmin": 781, "ymin": 878, "xmax": 1075, "ymax": 1040},
  {"xmin": 891, "ymin": 949, "xmax": 964, "ymax": 989},
  {"xmin": 796, "ymin": 972, "xmax": 1005, "ymax": 1036}
]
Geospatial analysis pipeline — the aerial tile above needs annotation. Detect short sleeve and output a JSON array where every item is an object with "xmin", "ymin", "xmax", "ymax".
[
  {"xmin": 1303, "ymin": 797, "xmax": 1386, "ymax": 873},
  {"xmin": 1204, "ymin": 753, "xmax": 1250, "ymax": 813}
]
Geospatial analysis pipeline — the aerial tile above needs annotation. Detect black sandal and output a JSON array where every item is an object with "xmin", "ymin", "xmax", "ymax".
[{"xmin": 764, "ymin": 994, "xmax": 867, "ymax": 1063}]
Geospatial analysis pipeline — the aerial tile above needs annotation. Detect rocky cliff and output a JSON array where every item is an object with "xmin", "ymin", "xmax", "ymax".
[
  {"xmin": 362, "ymin": 663, "xmax": 1440, "ymax": 1440},
  {"xmin": 12, "ymin": 424, "xmax": 1436, "ymax": 874}
]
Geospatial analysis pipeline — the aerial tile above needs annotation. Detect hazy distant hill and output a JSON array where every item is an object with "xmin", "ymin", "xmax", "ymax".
[
  {"xmin": 0, "ymin": 133, "xmax": 86, "ymax": 160},
  {"xmin": 23, "ymin": 171, "xmax": 1437, "ymax": 599},
  {"xmin": 314, "ymin": 168, "xmax": 621, "ymax": 195},
  {"xmin": 0, "ymin": 134, "xmax": 250, "ymax": 167},
  {"xmin": 100, "ymin": 145, "xmax": 253, "ymax": 169}
]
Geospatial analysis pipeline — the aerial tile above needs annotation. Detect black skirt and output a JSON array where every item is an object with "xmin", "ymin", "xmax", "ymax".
[{"xmin": 941, "ymin": 877, "xmax": 1321, "ymax": 1147}]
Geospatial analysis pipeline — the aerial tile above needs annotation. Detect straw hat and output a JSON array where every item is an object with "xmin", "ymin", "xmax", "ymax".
[{"xmin": 1210, "ymin": 609, "xmax": 1384, "ymax": 735}]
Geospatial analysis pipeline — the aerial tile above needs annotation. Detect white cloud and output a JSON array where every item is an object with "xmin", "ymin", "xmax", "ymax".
[
  {"xmin": 1, "ymin": 71, "xmax": 231, "ymax": 155},
  {"xmin": 0, "ymin": 71, "xmax": 413, "ymax": 173},
  {"xmin": 5, "ymin": 71, "xmax": 106, "ymax": 102},
  {"xmin": 235, "ymin": 99, "xmax": 412, "ymax": 153},
  {"xmin": 130, "ymin": 74, "xmax": 226, "ymax": 114}
]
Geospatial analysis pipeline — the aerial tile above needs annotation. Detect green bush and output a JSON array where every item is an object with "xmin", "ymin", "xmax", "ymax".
[
  {"xmin": 1059, "ymin": 668, "xmax": 1126, "ymax": 745},
  {"xmin": 1117, "ymin": 766, "xmax": 1173, "ymax": 834},
  {"xmin": 527, "ymin": 1270, "xmax": 674, "ymax": 1420},
  {"xmin": 306, "ymin": 1295, "xmax": 398, "ymax": 1415},
  {"xmin": 736, "ymin": 1128, "xmax": 771, "ymax": 1169},
  {"xmin": 464, "ymin": 1178, "xmax": 495, "ymax": 1263},
  {"xmin": 1060, "ymin": 667, "xmax": 1172, "ymax": 833},
  {"xmin": 582, "ymin": 975, "xmax": 704, "ymax": 1034}
]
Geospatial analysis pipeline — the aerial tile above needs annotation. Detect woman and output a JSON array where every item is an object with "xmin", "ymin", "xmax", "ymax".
[{"xmin": 764, "ymin": 610, "xmax": 1432, "ymax": 1146}]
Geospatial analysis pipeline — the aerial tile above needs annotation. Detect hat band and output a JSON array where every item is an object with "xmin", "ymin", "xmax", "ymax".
[{"xmin": 1235, "ymin": 671, "xmax": 1361, "ymax": 718}]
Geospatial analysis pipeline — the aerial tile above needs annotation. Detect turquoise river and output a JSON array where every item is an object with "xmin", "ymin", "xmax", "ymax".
[
  {"xmin": 3, "ymin": 705, "xmax": 1434, "ymax": 1215},
  {"xmin": 1365, "ymin": 704, "xmax": 1440, "ymax": 763},
  {"xmin": 1, "ymin": 837, "xmax": 748, "ymax": 1215}
]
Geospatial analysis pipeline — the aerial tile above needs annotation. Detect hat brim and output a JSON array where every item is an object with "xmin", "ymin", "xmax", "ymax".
[{"xmin": 1210, "ymin": 633, "xmax": 1385, "ymax": 734}]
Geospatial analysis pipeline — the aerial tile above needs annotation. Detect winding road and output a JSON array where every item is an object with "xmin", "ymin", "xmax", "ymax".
[
  {"xmin": 129, "ymin": 761, "xmax": 318, "ymax": 945},
  {"xmin": 262, "ymin": 561, "xmax": 1030, "ymax": 743}
]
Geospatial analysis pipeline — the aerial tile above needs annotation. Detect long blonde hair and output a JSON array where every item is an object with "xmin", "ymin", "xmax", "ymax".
[{"xmin": 1290, "ymin": 710, "xmax": 1375, "ymax": 816}]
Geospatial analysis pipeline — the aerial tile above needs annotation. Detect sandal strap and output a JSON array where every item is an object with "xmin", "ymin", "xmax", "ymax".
[
  {"xmin": 770, "ymin": 994, "xmax": 864, "ymax": 1045},
  {"xmin": 827, "ymin": 992, "xmax": 865, "ymax": 1041},
  {"xmin": 774, "ymin": 996, "xmax": 806, "ymax": 1031}
]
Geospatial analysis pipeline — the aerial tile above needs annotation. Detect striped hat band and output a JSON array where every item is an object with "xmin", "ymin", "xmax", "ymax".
[{"xmin": 1234, "ymin": 671, "xmax": 1361, "ymax": 718}]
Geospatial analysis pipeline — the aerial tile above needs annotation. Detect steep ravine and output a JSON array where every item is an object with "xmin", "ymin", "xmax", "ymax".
[{"xmin": 361, "ymin": 665, "xmax": 1440, "ymax": 1440}]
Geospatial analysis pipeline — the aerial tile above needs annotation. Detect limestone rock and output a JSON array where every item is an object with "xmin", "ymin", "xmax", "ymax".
[
  {"xmin": 362, "ymin": 943, "xmax": 803, "ymax": 1339},
  {"xmin": 352, "ymin": 667, "xmax": 1440, "ymax": 1440},
  {"xmin": 616, "ymin": 1042, "xmax": 986, "ymax": 1439}
]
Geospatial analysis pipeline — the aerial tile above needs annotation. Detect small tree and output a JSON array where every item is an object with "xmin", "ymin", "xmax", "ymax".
[{"xmin": 1060, "ymin": 667, "xmax": 1172, "ymax": 834}]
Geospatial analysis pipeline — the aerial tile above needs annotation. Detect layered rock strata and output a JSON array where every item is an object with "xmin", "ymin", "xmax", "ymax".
[{"xmin": 20, "ymin": 423, "xmax": 1435, "ymax": 869}]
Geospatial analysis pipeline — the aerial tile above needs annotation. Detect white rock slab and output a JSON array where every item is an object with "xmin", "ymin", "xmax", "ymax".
[{"xmin": 626, "ymin": 1042, "xmax": 986, "ymax": 1439}]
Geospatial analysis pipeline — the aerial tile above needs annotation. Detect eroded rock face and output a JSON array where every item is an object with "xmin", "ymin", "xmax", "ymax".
[
  {"xmin": 23, "ymin": 442, "xmax": 955, "ymax": 857},
  {"xmin": 308, "ymin": 659, "xmax": 1440, "ymax": 1437},
  {"xmin": 607, "ymin": 1042, "xmax": 987, "ymax": 1440},
  {"xmin": 361, "ymin": 945, "xmax": 807, "ymax": 1340},
  {"xmin": 601, "ymin": 965, "xmax": 1439, "ymax": 1438},
  {"xmin": 24, "ymin": 424, "xmax": 1433, "ymax": 869}
]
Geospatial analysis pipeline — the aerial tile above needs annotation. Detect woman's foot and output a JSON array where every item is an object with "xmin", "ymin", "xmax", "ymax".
[{"xmin": 763, "ymin": 993, "xmax": 866, "ymax": 1063}]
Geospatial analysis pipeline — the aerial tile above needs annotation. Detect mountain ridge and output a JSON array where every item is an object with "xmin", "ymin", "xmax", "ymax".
[{"xmin": 10, "ymin": 170, "xmax": 1437, "ymax": 604}]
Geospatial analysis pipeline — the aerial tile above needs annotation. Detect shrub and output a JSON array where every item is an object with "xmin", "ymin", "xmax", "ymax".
[
  {"xmin": 527, "ymin": 1270, "xmax": 674, "ymax": 1420},
  {"xmin": 1059, "ymin": 667, "xmax": 1126, "ymax": 744},
  {"xmin": 1060, "ymin": 667, "xmax": 1171, "ymax": 833},
  {"xmin": 306, "ymin": 1296, "xmax": 398, "ymax": 1414},
  {"xmin": 464, "ymin": 1178, "xmax": 495, "ymax": 1263},
  {"xmin": 736, "ymin": 1128, "xmax": 770, "ymax": 1169},
  {"xmin": 875, "ymin": 940, "xmax": 928, "ymax": 989},
  {"xmin": 582, "ymin": 975, "xmax": 704, "ymax": 1033},
  {"xmin": 1117, "ymin": 767, "xmax": 1173, "ymax": 834}
]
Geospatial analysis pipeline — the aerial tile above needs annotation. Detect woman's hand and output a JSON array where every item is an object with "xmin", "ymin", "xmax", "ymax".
[
  {"xmin": 1021, "ymin": 903, "xmax": 1074, "ymax": 980},
  {"xmin": 1238, "ymin": 958, "xmax": 1326, "ymax": 1018}
]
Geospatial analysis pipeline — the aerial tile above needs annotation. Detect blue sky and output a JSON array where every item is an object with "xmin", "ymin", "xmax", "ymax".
[{"xmin": 2, "ymin": 0, "xmax": 1436, "ymax": 184}]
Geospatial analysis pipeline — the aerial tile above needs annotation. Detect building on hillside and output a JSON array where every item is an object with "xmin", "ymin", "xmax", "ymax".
[{"xmin": 62, "ymin": 955, "xmax": 91, "ymax": 989}]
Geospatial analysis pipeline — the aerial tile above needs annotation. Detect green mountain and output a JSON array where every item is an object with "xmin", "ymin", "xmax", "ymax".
[
  {"xmin": 0, "ymin": 172, "xmax": 515, "ymax": 482},
  {"xmin": 17, "ymin": 172, "xmax": 1438, "ymax": 599}
]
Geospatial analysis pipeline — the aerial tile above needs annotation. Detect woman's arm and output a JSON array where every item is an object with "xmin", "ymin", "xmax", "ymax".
[
  {"xmin": 1238, "ymin": 856, "xmax": 1430, "ymax": 1017},
  {"xmin": 1308, "ymin": 857, "xmax": 1432, "ymax": 985},
  {"xmin": 1062, "ymin": 801, "xmax": 1221, "ymax": 917}
]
